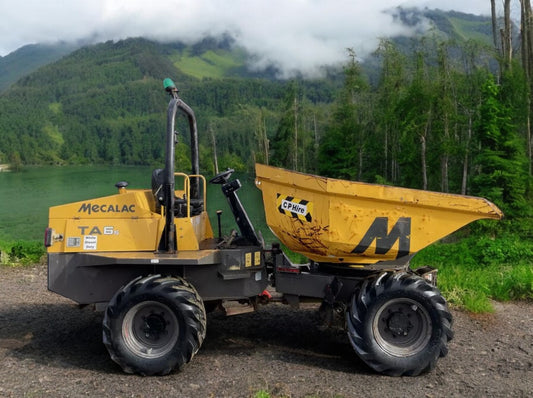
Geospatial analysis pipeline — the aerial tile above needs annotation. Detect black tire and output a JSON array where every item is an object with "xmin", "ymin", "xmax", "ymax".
[
  {"xmin": 346, "ymin": 271, "xmax": 453, "ymax": 376},
  {"xmin": 103, "ymin": 274, "xmax": 206, "ymax": 376}
]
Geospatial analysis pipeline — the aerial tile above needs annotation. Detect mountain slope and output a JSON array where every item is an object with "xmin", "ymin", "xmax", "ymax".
[
  {"xmin": 0, "ymin": 42, "xmax": 80, "ymax": 92},
  {"xmin": 0, "ymin": 38, "xmax": 292, "ymax": 168}
]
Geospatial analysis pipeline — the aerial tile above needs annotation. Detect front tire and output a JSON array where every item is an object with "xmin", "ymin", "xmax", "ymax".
[
  {"xmin": 346, "ymin": 272, "xmax": 453, "ymax": 376},
  {"xmin": 103, "ymin": 275, "xmax": 206, "ymax": 376}
]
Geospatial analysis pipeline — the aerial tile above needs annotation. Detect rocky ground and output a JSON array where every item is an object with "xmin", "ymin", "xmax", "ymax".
[{"xmin": 0, "ymin": 264, "xmax": 531, "ymax": 398}]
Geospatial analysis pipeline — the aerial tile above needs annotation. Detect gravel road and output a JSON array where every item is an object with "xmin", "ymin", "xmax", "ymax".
[{"xmin": 0, "ymin": 264, "xmax": 531, "ymax": 398}]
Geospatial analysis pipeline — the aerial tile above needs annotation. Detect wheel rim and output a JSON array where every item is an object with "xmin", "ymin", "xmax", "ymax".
[
  {"xmin": 122, "ymin": 300, "xmax": 179, "ymax": 359},
  {"xmin": 372, "ymin": 298, "xmax": 432, "ymax": 357}
]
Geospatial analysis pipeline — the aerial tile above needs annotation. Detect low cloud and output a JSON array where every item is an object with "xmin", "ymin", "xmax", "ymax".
[{"xmin": 0, "ymin": 0, "xmax": 491, "ymax": 77}]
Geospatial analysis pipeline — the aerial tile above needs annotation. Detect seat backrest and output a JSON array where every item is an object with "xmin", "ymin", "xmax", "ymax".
[
  {"xmin": 152, "ymin": 169, "xmax": 204, "ymax": 217},
  {"xmin": 151, "ymin": 169, "xmax": 165, "ymax": 204}
]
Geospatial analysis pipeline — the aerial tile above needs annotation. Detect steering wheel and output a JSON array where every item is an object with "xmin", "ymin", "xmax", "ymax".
[{"xmin": 209, "ymin": 168, "xmax": 235, "ymax": 184}]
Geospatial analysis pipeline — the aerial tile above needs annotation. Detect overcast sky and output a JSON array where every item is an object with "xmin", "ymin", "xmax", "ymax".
[{"xmin": 0, "ymin": 0, "xmax": 498, "ymax": 77}]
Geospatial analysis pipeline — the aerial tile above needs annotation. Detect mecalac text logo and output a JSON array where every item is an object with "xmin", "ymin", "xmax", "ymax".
[{"xmin": 78, "ymin": 203, "xmax": 135, "ymax": 215}]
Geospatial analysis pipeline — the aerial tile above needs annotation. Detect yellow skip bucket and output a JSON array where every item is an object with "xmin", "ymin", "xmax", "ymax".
[{"xmin": 255, "ymin": 164, "xmax": 503, "ymax": 265}]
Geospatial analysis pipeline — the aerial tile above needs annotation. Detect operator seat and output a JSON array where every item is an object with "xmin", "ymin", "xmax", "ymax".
[{"xmin": 151, "ymin": 169, "xmax": 203, "ymax": 217}]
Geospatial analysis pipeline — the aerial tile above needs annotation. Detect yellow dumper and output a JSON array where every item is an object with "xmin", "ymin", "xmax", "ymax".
[
  {"xmin": 46, "ymin": 79, "xmax": 503, "ymax": 378},
  {"xmin": 255, "ymin": 163, "xmax": 502, "ymax": 265}
]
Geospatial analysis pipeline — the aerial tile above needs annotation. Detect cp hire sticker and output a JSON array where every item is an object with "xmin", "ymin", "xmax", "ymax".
[{"xmin": 277, "ymin": 194, "xmax": 313, "ymax": 222}]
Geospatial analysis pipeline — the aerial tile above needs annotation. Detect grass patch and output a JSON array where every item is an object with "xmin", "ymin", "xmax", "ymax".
[
  {"xmin": 448, "ymin": 16, "xmax": 493, "ymax": 45},
  {"xmin": 43, "ymin": 123, "xmax": 64, "ymax": 146},
  {"xmin": 412, "ymin": 234, "xmax": 533, "ymax": 312},
  {"xmin": 0, "ymin": 240, "xmax": 45, "ymax": 266},
  {"xmin": 252, "ymin": 390, "xmax": 344, "ymax": 398},
  {"xmin": 171, "ymin": 48, "xmax": 246, "ymax": 79}
]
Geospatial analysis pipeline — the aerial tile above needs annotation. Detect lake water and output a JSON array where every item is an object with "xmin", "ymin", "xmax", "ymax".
[{"xmin": 0, "ymin": 166, "xmax": 273, "ymax": 242}]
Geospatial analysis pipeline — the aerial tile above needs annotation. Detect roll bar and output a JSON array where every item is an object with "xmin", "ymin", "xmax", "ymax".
[{"xmin": 160, "ymin": 78, "xmax": 201, "ymax": 252}]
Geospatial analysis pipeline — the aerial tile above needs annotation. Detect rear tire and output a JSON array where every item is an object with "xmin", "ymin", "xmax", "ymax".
[
  {"xmin": 346, "ymin": 271, "xmax": 453, "ymax": 376},
  {"xmin": 103, "ymin": 274, "xmax": 206, "ymax": 376}
]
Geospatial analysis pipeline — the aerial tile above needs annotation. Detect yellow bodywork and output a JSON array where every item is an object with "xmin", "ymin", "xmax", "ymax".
[
  {"xmin": 47, "ymin": 179, "xmax": 214, "ymax": 254},
  {"xmin": 255, "ymin": 164, "xmax": 503, "ymax": 265}
]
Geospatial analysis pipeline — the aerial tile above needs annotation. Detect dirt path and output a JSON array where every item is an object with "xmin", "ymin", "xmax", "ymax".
[{"xmin": 0, "ymin": 264, "xmax": 531, "ymax": 398}]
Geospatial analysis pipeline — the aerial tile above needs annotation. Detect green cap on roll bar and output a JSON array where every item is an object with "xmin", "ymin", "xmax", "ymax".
[{"xmin": 163, "ymin": 78, "xmax": 176, "ymax": 91}]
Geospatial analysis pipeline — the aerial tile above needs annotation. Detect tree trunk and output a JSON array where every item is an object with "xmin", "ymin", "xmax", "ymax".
[
  {"xmin": 293, "ymin": 96, "xmax": 298, "ymax": 171},
  {"xmin": 384, "ymin": 127, "xmax": 389, "ymax": 181},
  {"xmin": 461, "ymin": 114, "xmax": 473, "ymax": 195},
  {"xmin": 257, "ymin": 108, "xmax": 269, "ymax": 166},
  {"xmin": 441, "ymin": 155, "xmax": 449, "ymax": 192},
  {"xmin": 491, "ymin": 0, "xmax": 499, "ymax": 50},
  {"xmin": 392, "ymin": 143, "xmax": 399, "ymax": 184},
  {"xmin": 263, "ymin": 114, "xmax": 269, "ymax": 166},
  {"xmin": 313, "ymin": 112, "xmax": 318, "ymax": 172},
  {"xmin": 421, "ymin": 134, "xmax": 427, "ymax": 190},
  {"xmin": 503, "ymin": 0, "xmax": 513, "ymax": 70},
  {"xmin": 522, "ymin": 0, "xmax": 530, "ymax": 79},
  {"xmin": 421, "ymin": 109, "xmax": 432, "ymax": 191},
  {"xmin": 358, "ymin": 146, "xmax": 363, "ymax": 181},
  {"xmin": 527, "ymin": 111, "xmax": 532, "ymax": 176},
  {"xmin": 441, "ymin": 114, "xmax": 450, "ymax": 193},
  {"xmin": 522, "ymin": 0, "xmax": 533, "ymax": 176},
  {"xmin": 491, "ymin": 0, "xmax": 513, "ymax": 76},
  {"xmin": 210, "ymin": 126, "xmax": 219, "ymax": 174}
]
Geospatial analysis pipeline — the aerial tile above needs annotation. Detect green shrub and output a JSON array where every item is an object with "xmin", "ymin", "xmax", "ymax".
[
  {"xmin": 0, "ymin": 240, "xmax": 45, "ymax": 265},
  {"xmin": 472, "ymin": 235, "xmax": 533, "ymax": 266},
  {"xmin": 412, "ymin": 233, "xmax": 533, "ymax": 312}
]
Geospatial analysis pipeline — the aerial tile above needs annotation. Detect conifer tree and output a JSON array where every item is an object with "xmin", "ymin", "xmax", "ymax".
[{"xmin": 472, "ymin": 77, "xmax": 529, "ymax": 216}]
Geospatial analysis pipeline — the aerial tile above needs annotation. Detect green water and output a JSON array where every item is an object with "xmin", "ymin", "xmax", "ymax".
[{"xmin": 0, "ymin": 166, "xmax": 273, "ymax": 242}]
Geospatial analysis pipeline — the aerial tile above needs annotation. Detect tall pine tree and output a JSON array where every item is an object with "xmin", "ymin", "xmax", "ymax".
[{"xmin": 472, "ymin": 77, "xmax": 529, "ymax": 216}]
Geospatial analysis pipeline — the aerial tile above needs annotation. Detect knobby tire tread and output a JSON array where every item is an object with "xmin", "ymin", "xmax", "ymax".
[
  {"xmin": 346, "ymin": 271, "xmax": 453, "ymax": 377},
  {"xmin": 103, "ymin": 274, "xmax": 206, "ymax": 376}
]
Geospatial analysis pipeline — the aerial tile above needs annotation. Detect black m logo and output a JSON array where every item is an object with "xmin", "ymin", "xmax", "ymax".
[{"xmin": 352, "ymin": 217, "xmax": 411, "ymax": 259}]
